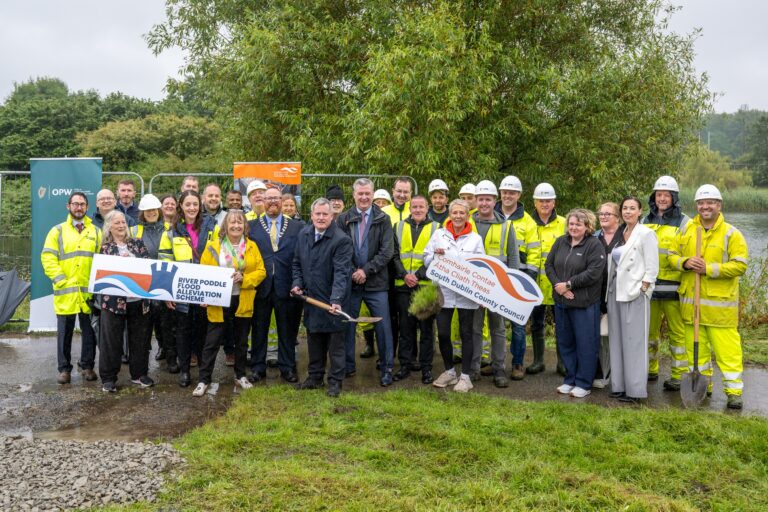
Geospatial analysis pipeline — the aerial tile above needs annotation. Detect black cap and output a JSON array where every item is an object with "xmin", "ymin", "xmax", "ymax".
[{"xmin": 326, "ymin": 185, "xmax": 344, "ymax": 201}]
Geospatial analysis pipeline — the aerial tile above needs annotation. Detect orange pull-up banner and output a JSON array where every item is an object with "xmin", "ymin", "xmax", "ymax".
[{"xmin": 233, "ymin": 162, "xmax": 302, "ymax": 185}]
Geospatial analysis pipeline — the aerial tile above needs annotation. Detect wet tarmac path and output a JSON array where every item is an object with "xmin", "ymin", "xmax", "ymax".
[{"xmin": 1, "ymin": 334, "xmax": 766, "ymax": 442}]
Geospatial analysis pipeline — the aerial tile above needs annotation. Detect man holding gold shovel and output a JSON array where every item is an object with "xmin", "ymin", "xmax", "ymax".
[{"xmin": 669, "ymin": 184, "xmax": 749, "ymax": 409}]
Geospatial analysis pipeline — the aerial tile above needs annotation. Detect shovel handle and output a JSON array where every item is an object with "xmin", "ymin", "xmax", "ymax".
[
  {"xmin": 693, "ymin": 226, "xmax": 702, "ymax": 369},
  {"xmin": 303, "ymin": 295, "xmax": 333, "ymax": 312}
]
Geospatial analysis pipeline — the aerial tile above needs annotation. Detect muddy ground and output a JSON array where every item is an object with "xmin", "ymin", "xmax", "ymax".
[{"xmin": 1, "ymin": 334, "xmax": 765, "ymax": 442}]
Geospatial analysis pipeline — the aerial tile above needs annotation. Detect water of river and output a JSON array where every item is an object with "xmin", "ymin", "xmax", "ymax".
[{"xmin": 0, "ymin": 212, "xmax": 765, "ymax": 277}]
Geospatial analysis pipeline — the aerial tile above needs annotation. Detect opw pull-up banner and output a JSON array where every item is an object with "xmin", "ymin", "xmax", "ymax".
[
  {"xmin": 426, "ymin": 251, "xmax": 543, "ymax": 325},
  {"xmin": 29, "ymin": 158, "xmax": 102, "ymax": 331},
  {"xmin": 88, "ymin": 254, "xmax": 234, "ymax": 307}
]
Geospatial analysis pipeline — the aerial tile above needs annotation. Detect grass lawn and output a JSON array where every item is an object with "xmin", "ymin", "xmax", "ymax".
[{"xmin": 114, "ymin": 387, "xmax": 768, "ymax": 511}]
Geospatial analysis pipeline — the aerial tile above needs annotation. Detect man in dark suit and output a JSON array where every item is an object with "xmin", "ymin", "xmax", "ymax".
[
  {"xmin": 249, "ymin": 187, "xmax": 304, "ymax": 383},
  {"xmin": 337, "ymin": 178, "xmax": 396, "ymax": 386},
  {"xmin": 291, "ymin": 198, "xmax": 353, "ymax": 397}
]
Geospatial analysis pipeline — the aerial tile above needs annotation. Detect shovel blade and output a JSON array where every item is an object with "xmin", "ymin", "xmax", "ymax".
[
  {"xmin": 680, "ymin": 371, "xmax": 709, "ymax": 408},
  {"xmin": 344, "ymin": 316, "xmax": 382, "ymax": 324}
]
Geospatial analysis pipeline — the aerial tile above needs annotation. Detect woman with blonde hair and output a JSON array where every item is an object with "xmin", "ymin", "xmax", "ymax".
[
  {"xmin": 423, "ymin": 199, "xmax": 485, "ymax": 393},
  {"xmin": 593, "ymin": 202, "xmax": 623, "ymax": 388},
  {"xmin": 194, "ymin": 210, "xmax": 266, "ymax": 396},
  {"xmin": 97, "ymin": 211, "xmax": 152, "ymax": 392}
]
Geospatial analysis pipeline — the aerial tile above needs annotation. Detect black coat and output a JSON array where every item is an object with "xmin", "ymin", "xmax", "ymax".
[
  {"xmin": 292, "ymin": 222, "xmax": 353, "ymax": 333},
  {"xmin": 545, "ymin": 234, "xmax": 606, "ymax": 308},
  {"xmin": 249, "ymin": 215, "xmax": 304, "ymax": 298},
  {"xmin": 336, "ymin": 204, "xmax": 394, "ymax": 292}
]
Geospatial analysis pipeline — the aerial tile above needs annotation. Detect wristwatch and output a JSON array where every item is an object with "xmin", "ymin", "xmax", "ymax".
[{"xmin": 565, "ymin": 281, "xmax": 572, "ymax": 291}]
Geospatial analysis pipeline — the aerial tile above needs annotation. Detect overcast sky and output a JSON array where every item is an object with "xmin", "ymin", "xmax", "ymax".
[{"xmin": 0, "ymin": 1, "xmax": 765, "ymax": 113}]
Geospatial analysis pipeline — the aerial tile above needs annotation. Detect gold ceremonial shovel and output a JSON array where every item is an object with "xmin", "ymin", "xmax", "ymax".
[{"xmin": 292, "ymin": 293, "xmax": 382, "ymax": 323}]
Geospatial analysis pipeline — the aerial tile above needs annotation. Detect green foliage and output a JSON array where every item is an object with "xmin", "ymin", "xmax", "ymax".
[
  {"xmin": 678, "ymin": 187, "xmax": 768, "ymax": 213},
  {"xmin": 679, "ymin": 144, "xmax": 751, "ymax": 191},
  {"xmin": 77, "ymin": 113, "xmax": 221, "ymax": 171},
  {"xmin": 149, "ymin": 0, "xmax": 710, "ymax": 207},
  {"xmin": 0, "ymin": 176, "xmax": 32, "ymax": 236},
  {"xmin": 740, "ymin": 253, "xmax": 768, "ymax": 328},
  {"xmin": 408, "ymin": 282, "xmax": 442, "ymax": 320},
  {"xmin": 0, "ymin": 77, "xmax": 217, "ymax": 171},
  {"xmin": 746, "ymin": 115, "xmax": 768, "ymax": 186},
  {"xmin": 143, "ymin": 387, "xmax": 768, "ymax": 511},
  {"xmin": 702, "ymin": 108, "xmax": 765, "ymax": 159}
]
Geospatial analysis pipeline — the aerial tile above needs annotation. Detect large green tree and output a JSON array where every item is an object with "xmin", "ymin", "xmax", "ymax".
[
  {"xmin": 149, "ymin": 0, "xmax": 710, "ymax": 206},
  {"xmin": 746, "ymin": 115, "xmax": 768, "ymax": 186}
]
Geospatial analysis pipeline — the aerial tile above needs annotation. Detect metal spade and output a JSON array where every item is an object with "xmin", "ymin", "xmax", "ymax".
[
  {"xmin": 681, "ymin": 226, "xmax": 709, "ymax": 408},
  {"xmin": 292, "ymin": 293, "xmax": 382, "ymax": 323}
]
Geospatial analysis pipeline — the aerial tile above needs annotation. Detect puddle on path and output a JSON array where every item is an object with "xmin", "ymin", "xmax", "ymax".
[{"xmin": 2, "ymin": 335, "xmax": 767, "ymax": 443}]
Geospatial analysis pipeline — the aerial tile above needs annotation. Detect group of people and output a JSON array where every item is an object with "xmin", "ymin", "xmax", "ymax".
[{"xmin": 42, "ymin": 172, "xmax": 749, "ymax": 408}]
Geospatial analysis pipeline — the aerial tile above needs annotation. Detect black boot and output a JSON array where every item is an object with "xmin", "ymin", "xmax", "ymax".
[
  {"xmin": 525, "ymin": 330, "xmax": 546, "ymax": 374},
  {"xmin": 360, "ymin": 329, "xmax": 376, "ymax": 359},
  {"xmin": 556, "ymin": 344, "xmax": 566, "ymax": 376}
]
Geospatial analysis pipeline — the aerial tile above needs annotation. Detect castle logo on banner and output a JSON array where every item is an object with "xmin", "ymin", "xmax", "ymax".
[
  {"xmin": 426, "ymin": 253, "xmax": 543, "ymax": 324},
  {"xmin": 88, "ymin": 254, "xmax": 233, "ymax": 307}
]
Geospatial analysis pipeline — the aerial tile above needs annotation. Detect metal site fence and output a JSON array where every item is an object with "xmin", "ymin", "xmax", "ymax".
[{"xmin": 0, "ymin": 170, "xmax": 417, "ymax": 278}]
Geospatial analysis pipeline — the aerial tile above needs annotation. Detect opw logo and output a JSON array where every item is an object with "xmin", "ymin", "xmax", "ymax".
[
  {"xmin": 93, "ymin": 262, "xmax": 177, "ymax": 300},
  {"xmin": 465, "ymin": 256, "xmax": 541, "ymax": 303},
  {"xmin": 279, "ymin": 166, "xmax": 299, "ymax": 174}
]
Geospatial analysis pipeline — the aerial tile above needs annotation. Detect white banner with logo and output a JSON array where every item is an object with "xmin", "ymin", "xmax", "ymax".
[
  {"xmin": 426, "ymin": 253, "xmax": 543, "ymax": 324},
  {"xmin": 88, "ymin": 254, "xmax": 233, "ymax": 307}
]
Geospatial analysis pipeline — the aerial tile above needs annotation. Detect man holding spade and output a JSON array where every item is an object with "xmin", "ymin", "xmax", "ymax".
[{"xmin": 669, "ymin": 184, "xmax": 749, "ymax": 409}]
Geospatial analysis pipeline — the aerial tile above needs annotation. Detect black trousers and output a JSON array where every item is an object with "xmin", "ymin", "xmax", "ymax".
[
  {"xmin": 199, "ymin": 295, "xmax": 250, "ymax": 384},
  {"xmin": 175, "ymin": 304, "xmax": 207, "ymax": 373},
  {"xmin": 307, "ymin": 330, "xmax": 346, "ymax": 384},
  {"xmin": 396, "ymin": 290, "xmax": 434, "ymax": 371},
  {"xmin": 56, "ymin": 312, "xmax": 96, "ymax": 373},
  {"xmin": 98, "ymin": 302, "xmax": 151, "ymax": 383},
  {"xmin": 436, "ymin": 308, "xmax": 474, "ymax": 374},
  {"xmin": 158, "ymin": 303, "xmax": 177, "ymax": 365},
  {"xmin": 146, "ymin": 301, "xmax": 167, "ymax": 351},
  {"xmin": 252, "ymin": 292, "xmax": 298, "ymax": 375}
]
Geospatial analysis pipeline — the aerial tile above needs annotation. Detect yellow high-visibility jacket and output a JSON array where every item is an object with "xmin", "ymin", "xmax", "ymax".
[
  {"xmin": 41, "ymin": 215, "xmax": 102, "ymax": 315},
  {"xmin": 382, "ymin": 202, "xmax": 410, "ymax": 226},
  {"xmin": 668, "ymin": 214, "xmax": 748, "ymax": 327},
  {"xmin": 394, "ymin": 219, "xmax": 438, "ymax": 286},
  {"xmin": 529, "ymin": 212, "xmax": 566, "ymax": 305},
  {"xmin": 200, "ymin": 238, "xmax": 266, "ymax": 322}
]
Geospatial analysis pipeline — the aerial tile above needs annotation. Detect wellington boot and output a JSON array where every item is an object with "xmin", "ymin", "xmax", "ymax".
[
  {"xmin": 360, "ymin": 329, "xmax": 376, "ymax": 358},
  {"xmin": 525, "ymin": 331, "xmax": 546, "ymax": 375}
]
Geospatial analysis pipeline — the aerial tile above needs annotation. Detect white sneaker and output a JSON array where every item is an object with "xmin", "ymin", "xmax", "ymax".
[
  {"xmin": 433, "ymin": 370, "xmax": 459, "ymax": 388},
  {"xmin": 236, "ymin": 376, "xmax": 253, "ymax": 390},
  {"xmin": 557, "ymin": 384, "xmax": 574, "ymax": 394},
  {"xmin": 453, "ymin": 375, "xmax": 473, "ymax": 393},
  {"xmin": 192, "ymin": 382, "xmax": 208, "ymax": 397},
  {"xmin": 570, "ymin": 387, "xmax": 591, "ymax": 398},
  {"xmin": 592, "ymin": 378, "xmax": 607, "ymax": 389}
]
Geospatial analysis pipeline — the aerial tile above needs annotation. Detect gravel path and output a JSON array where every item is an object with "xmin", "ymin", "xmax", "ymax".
[{"xmin": 0, "ymin": 436, "xmax": 183, "ymax": 511}]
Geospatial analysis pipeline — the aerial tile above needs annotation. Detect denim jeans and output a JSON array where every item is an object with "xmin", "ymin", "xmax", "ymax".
[{"xmin": 345, "ymin": 289, "xmax": 393, "ymax": 374}]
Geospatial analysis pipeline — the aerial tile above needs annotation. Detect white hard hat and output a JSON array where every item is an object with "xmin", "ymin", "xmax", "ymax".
[
  {"xmin": 138, "ymin": 194, "xmax": 161, "ymax": 211},
  {"xmin": 475, "ymin": 180, "xmax": 498, "ymax": 197},
  {"xmin": 532, "ymin": 182, "xmax": 556, "ymax": 200},
  {"xmin": 373, "ymin": 189, "xmax": 392, "ymax": 203},
  {"xmin": 653, "ymin": 175, "xmax": 680, "ymax": 193},
  {"xmin": 694, "ymin": 184, "xmax": 723, "ymax": 202},
  {"xmin": 246, "ymin": 180, "xmax": 267, "ymax": 197},
  {"xmin": 428, "ymin": 179, "xmax": 449, "ymax": 194},
  {"xmin": 499, "ymin": 175, "xmax": 523, "ymax": 192},
  {"xmin": 459, "ymin": 183, "xmax": 476, "ymax": 196}
]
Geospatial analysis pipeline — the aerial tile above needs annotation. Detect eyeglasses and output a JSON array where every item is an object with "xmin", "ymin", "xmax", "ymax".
[
  {"xmin": 98, "ymin": 197, "xmax": 115, "ymax": 203},
  {"xmin": 69, "ymin": 202, "xmax": 87, "ymax": 207},
  {"xmin": 264, "ymin": 198, "xmax": 282, "ymax": 203},
  {"xmin": 597, "ymin": 212, "xmax": 616, "ymax": 217}
]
